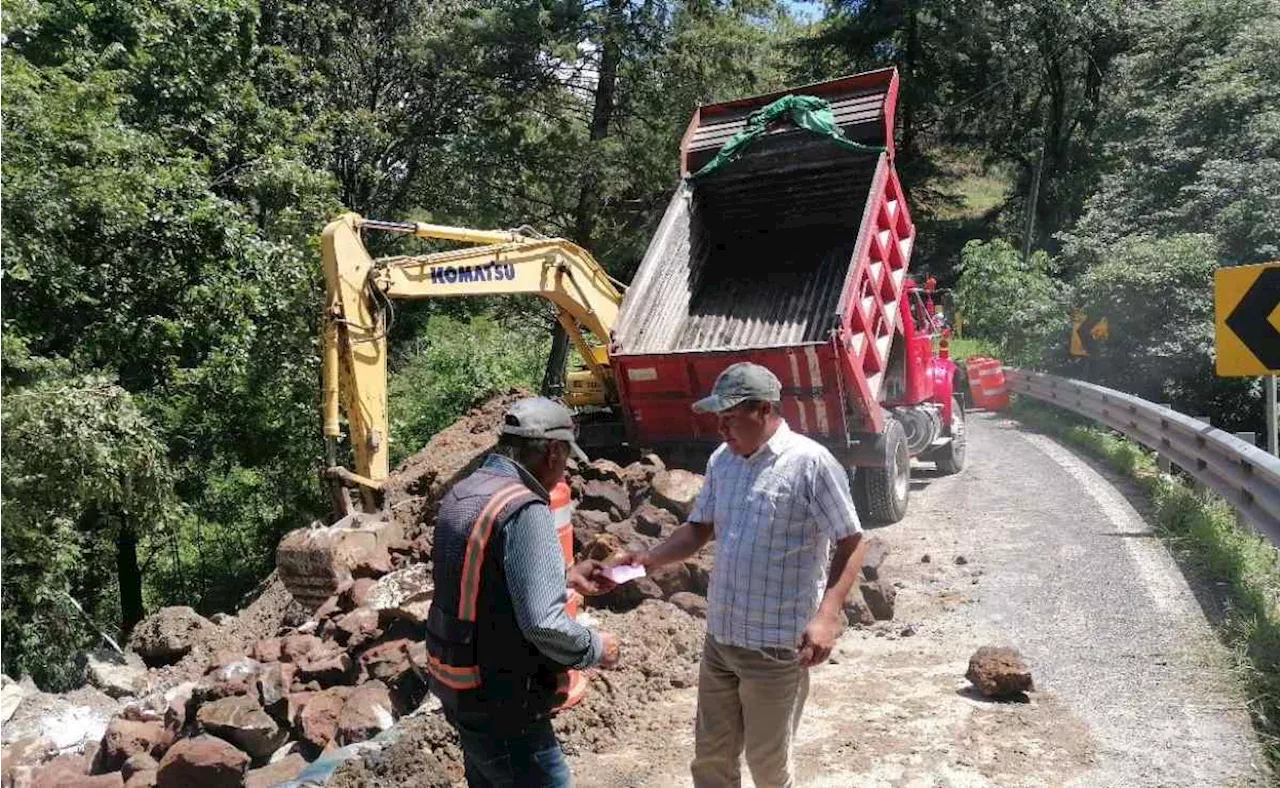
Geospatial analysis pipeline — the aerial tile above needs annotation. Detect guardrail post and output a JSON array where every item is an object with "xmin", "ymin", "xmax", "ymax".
[{"xmin": 1157, "ymin": 404, "xmax": 1174, "ymax": 473}]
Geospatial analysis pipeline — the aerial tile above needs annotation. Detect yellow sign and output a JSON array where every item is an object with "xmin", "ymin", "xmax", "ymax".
[
  {"xmin": 1215, "ymin": 262, "xmax": 1280, "ymax": 376},
  {"xmin": 1069, "ymin": 310, "xmax": 1108, "ymax": 357}
]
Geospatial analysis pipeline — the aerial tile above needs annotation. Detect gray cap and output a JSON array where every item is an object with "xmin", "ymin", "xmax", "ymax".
[
  {"xmin": 692, "ymin": 362, "xmax": 782, "ymax": 414},
  {"xmin": 502, "ymin": 397, "xmax": 588, "ymax": 462}
]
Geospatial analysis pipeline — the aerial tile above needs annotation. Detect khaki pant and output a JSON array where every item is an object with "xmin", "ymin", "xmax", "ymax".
[{"xmin": 690, "ymin": 636, "xmax": 810, "ymax": 788}]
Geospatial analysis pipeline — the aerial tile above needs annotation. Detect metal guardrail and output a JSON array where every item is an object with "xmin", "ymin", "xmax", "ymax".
[{"xmin": 1005, "ymin": 368, "xmax": 1280, "ymax": 545}]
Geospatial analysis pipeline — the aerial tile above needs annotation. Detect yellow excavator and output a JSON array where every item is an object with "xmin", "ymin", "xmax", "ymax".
[{"xmin": 278, "ymin": 213, "xmax": 624, "ymax": 608}]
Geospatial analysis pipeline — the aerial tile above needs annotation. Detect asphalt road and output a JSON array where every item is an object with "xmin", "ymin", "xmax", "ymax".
[{"xmin": 574, "ymin": 412, "xmax": 1269, "ymax": 786}]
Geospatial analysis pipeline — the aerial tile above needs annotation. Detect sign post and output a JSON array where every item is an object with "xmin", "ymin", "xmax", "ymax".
[{"xmin": 1215, "ymin": 261, "xmax": 1280, "ymax": 456}]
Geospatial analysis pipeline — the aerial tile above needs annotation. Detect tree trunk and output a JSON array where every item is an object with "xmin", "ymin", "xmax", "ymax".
[
  {"xmin": 117, "ymin": 526, "xmax": 145, "ymax": 638},
  {"xmin": 900, "ymin": 0, "xmax": 919, "ymax": 154},
  {"xmin": 543, "ymin": 0, "xmax": 625, "ymax": 395}
]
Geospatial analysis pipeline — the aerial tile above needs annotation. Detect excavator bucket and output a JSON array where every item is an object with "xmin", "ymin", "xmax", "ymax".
[{"xmin": 275, "ymin": 512, "xmax": 403, "ymax": 611}]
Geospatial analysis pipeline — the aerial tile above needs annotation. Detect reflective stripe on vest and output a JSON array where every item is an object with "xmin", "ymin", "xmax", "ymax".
[
  {"xmin": 458, "ymin": 483, "xmax": 528, "ymax": 622},
  {"xmin": 427, "ymin": 653, "xmax": 481, "ymax": 690}
]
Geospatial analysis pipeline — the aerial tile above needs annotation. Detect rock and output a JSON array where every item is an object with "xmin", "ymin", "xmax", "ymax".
[
  {"xmin": 571, "ymin": 509, "xmax": 612, "ymax": 535},
  {"xmin": 98, "ymin": 718, "xmax": 173, "ymax": 772},
  {"xmin": 2, "ymin": 674, "xmax": 27, "ymax": 724},
  {"xmin": 859, "ymin": 579, "xmax": 896, "ymax": 621},
  {"xmin": 581, "ymin": 533, "xmax": 626, "ymax": 564},
  {"xmin": 604, "ymin": 520, "xmax": 641, "ymax": 545},
  {"xmin": 296, "ymin": 687, "xmax": 350, "ymax": 750},
  {"xmin": 294, "ymin": 647, "xmax": 352, "ymax": 687},
  {"xmin": 955, "ymin": 555, "xmax": 969, "ymax": 565},
  {"xmin": 127, "ymin": 607, "xmax": 213, "ymax": 667},
  {"xmin": 966, "ymin": 647, "xmax": 1034, "ymax": 698},
  {"xmin": 366, "ymin": 564, "xmax": 433, "ymax": 626},
  {"xmin": 632, "ymin": 503, "xmax": 678, "ymax": 537},
  {"xmin": 33, "ymin": 754, "xmax": 122, "ymax": 788},
  {"xmin": 593, "ymin": 576, "xmax": 664, "ymax": 612},
  {"xmin": 122, "ymin": 752, "xmax": 160, "ymax": 781},
  {"xmin": 333, "ymin": 608, "xmax": 382, "ymax": 648},
  {"xmin": 843, "ymin": 594, "xmax": 876, "ymax": 627},
  {"xmin": 312, "ymin": 595, "xmax": 344, "ymax": 622},
  {"xmin": 638, "ymin": 452, "xmax": 665, "ymax": 473},
  {"xmin": 578, "ymin": 480, "xmax": 631, "ymax": 521},
  {"xmin": 280, "ymin": 634, "xmax": 323, "ymax": 663},
  {"xmin": 356, "ymin": 638, "xmax": 414, "ymax": 686},
  {"xmin": 683, "ymin": 554, "xmax": 713, "ymax": 595},
  {"xmin": 668, "ymin": 592, "xmax": 708, "ymax": 618},
  {"xmin": 860, "ymin": 537, "xmax": 890, "ymax": 581},
  {"xmin": 256, "ymin": 662, "xmax": 295, "ymax": 719},
  {"xmin": 921, "ymin": 554, "xmax": 931, "ymax": 563},
  {"xmin": 196, "ymin": 696, "xmax": 288, "ymax": 760},
  {"xmin": 649, "ymin": 562, "xmax": 695, "ymax": 598},
  {"xmin": 649, "ymin": 470, "xmax": 704, "ymax": 520},
  {"xmin": 336, "ymin": 681, "xmax": 397, "ymax": 746},
  {"xmin": 345, "ymin": 577, "xmax": 378, "ymax": 610},
  {"xmin": 900, "ymin": 624, "xmax": 917, "ymax": 637},
  {"xmin": 86, "ymin": 649, "xmax": 147, "ymax": 701},
  {"xmin": 581, "ymin": 459, "xmax": 626, "ymax": 485},
  {"xmin": 2, "ymin": 737, "xmax": 54, "ymax": 786},
  {"xmin": 206, "ymin": 657, "xmax": 262, "ymax": 687},
  {"xmin": 244, "ymin": 753, "xmax": 308, "ymax": 788},
  {"xmin": 161, "ymin": 683, "xmax": 197, "ymax": 734},
  {"xmin": 125, "ymin": 769, "xmax": 158, "ymax": 788},
  {"xmin": 285, "ymin": 692, "xmax": 314, "ymax": 728},
  {"xmin": 252, "ymin": 638, "xmax": 282, "ymax": 664},
  {"xmin": 209, "ymin": 613, "xmax": 234, "ymax": 626},
  {"xmin": 155, "ymin": 735, "xmax": 249, "ymax": 787}
]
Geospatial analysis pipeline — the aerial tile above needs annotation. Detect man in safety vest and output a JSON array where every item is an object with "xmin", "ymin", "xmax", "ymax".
[{"xmin": 425, "ymin": 397, "xmax": 621, "ymax": 786}]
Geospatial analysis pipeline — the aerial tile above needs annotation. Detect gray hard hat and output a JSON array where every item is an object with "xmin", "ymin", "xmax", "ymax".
[
  {"xmin": 692, "ymin": 362, "xmax": 782, "ymax": 414},
  {"xmin": 502, "ymin": 397, "xmax": 588, "ymax": 462}
]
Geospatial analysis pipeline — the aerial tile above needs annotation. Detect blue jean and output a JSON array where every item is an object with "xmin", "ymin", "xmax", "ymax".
[{"xmin": 450, "ymin": 713, "xmax": 572, "ymax": 788}]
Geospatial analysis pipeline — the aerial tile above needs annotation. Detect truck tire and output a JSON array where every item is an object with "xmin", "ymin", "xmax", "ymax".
[
  {"xmin": 855, "ymin": 417, "xmax": 910, "ymax": 525},
  {"xmin": 932, "ymin": 395, "xmax": 967, "ymax": 475}
]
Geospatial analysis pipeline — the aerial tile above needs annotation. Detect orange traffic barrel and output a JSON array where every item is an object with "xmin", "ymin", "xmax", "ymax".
[
  {"xmin": 966, "ymin": 357, "xmax": 1010, "ymax": 410},
  {"xmin": 550, "ymin": 480, "xmax": 575, "ymax": 568}
]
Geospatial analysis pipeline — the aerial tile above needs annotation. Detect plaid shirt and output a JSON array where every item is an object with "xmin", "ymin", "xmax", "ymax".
[{"xmin": 691, "ymin": 421, "xmax": 862, "ymax": 650}]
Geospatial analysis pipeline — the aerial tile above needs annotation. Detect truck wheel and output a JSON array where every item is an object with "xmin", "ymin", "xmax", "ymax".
[
  {"xmin": 855, "ymin": 417, "xmax": 910, "ymax": 525},
  {"xmin": 932, "ymin": 395, "xmax": 967, "ymax": 475}
]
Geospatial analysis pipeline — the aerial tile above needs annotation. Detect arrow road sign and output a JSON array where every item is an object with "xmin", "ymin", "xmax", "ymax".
[{"xmin": 1216, "ymin": 262, "xmax": 1280, "ymax": 377}]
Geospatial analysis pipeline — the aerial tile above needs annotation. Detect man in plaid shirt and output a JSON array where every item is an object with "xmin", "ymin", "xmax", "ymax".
[{"xmin": 615, "ymin": 362, "xmax": 868, "ymax": 788}]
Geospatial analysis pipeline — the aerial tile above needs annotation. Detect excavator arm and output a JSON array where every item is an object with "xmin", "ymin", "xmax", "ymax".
[{"xmin": 320, "ymin": 212, "xmax": 623, "ymax": 509}]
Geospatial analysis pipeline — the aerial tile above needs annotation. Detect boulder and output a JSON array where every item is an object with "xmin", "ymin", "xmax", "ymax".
[
  {"xmin": 155, "ymin": 735, "xmax": 249, "ymax": 787},
  {"xmin": 578, "ymin": 480, "xmax": 631, "ymax": 521},
  {"xmin": 2, "ymin": 674, "xmax": 27, "ymax": 723},
  {"xmin": 125, "ymin": 769, "xmax": 158, "ymax": 787},
  {"xmin": 335, "ymin": 681, "xmax": 397, "ymax": 745},
  {"xmin": 861, "ymin": 537, "xmax": 890, "ymax": 581},
  {"xmin": 87, "ymin": 651, "xmax": 148, "ymax": 699},
  {"xmin": 632, "ymin": 503, "xmax": 678, "ymax": 537},
  {"xmin": 33, "ymin": 753, "xmax": 120, "ymax": 787},
  {"xmin": 345, "ymin": 578, "xmax": 378, "ymax": 610},
  {"xmin": 122, "ymin": 752, "xmax": 160, "ymax": 781},
  {"xmin": 296, "ymin": 687, "xmax": 350, "ymax": 750},
  {"xmin": 668, "ymin": 592, "xmax": 708, "ymax": 619},
  {"xmin": 843, "ymin": 594, "xmax": 875, "ymax": 627},
  {"xmin": 859, "ymin": 579, "xmax": 896, "ymax": 621},
  {"xmin": 244, "ymin": 753, "xmax": 308, "ymax": 788},
  {"xmin": 333, "ymin": 608, "xmax": 382, "ymax": 648},
  {"xmin": 366, "ymin": 564, "xmax": 433, "ymax": 626},
  {"xmin": 966, "ymin": 647, "xmax": 1034, "ymax": 699},
  {"xmin": 196, "ymin": 696, "xmax": 288, "ymax": 760},
  {"xmin": 294, "ymin": 647, "xmax": 352, "ymax": 687},
  {"xmin": 279, "ymin": 634, "xmax": 323, "ymax": 663},
  {"xmin": 580, "ymin": 459, "xmax": 625, "ymax": 485},
  {"xmin": 649, "ymin": 563, "xmax": 695, "ymax": 598},
  {"xmin": 256, "ymin": 662, "xmax": 295, "ymax": 719},
  {"xmin": 127, "ymin": 607, "xmax": 212, "ymax": 666},
  {"xmin": 97, "ymin": 718, "xmax": 173, "ymax": 772},
  {"xmin": 356, "ymin": 638, "xmax": 414, "ymax": 687},
  {"xmin": 593, "ymin": 576, "xmax": 664, "ymax": 612},
  {"xmin": 649, "ymin": 470, "xmax": 704, "ymax": 520},
  {"xmin": 581, "ymin": 533, "xmax": 626, "ymax": 564}
]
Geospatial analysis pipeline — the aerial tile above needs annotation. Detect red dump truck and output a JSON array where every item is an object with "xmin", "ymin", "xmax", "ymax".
[{"xmin": 609, "ymin": 67, "xmax": 965, "ymax": 523}]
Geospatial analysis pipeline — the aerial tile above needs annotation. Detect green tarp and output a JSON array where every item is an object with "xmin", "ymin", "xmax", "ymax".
[{"xmin": 689, "ymin": 94, "xmax": 885, "ymax": 180}]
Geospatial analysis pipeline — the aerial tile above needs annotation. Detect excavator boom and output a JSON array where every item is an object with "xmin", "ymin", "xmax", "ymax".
[{"xmin": 320, "ymin": 212, "xmax": 622, "ymax": 500}]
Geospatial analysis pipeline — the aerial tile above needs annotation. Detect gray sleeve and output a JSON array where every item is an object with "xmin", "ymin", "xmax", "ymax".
[{"xmin": 503, "ymin": 502, "xmax": 603, "ymax": 669}]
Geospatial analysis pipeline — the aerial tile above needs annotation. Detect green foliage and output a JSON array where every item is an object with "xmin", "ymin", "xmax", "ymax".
[
  {"xmin": 1013, "ymin": 400, "xmax": 1280, "ymax": 763},
  {"xmin": 954, "ymin": 239, "xmax": 1065, "ymax": 366},
  {"xmin": 2, "ymin": 370, "xmax": 175, "ymax": 690},
  {"xmin": 388, "ymin": 312, "xmax": 550, "ymax": 465}
]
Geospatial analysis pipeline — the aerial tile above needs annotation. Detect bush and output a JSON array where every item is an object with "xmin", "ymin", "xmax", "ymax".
[
  {"xmin": 955, "ymin": 239, "xmax": 1065, "ymax": 366},
  {"xmin": 388, "ymin": 312, "xmax": 550, "ymax": 464}
]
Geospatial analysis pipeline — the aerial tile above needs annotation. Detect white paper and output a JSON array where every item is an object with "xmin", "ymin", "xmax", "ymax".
[{"xmin": 602, "ymin": 563, "xmax": 647, "ymax": 584}]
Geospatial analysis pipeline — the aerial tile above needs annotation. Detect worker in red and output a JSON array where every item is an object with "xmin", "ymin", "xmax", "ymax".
[
  {"xmin": 424, "ymin": 397, "xmax": 621, "ymax": 787},
  {"xmin": 615, "ymin": 363, "xmax": 868, "ymax": 788}
]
